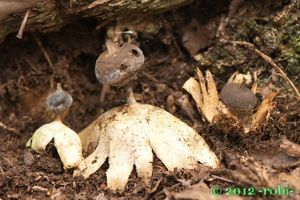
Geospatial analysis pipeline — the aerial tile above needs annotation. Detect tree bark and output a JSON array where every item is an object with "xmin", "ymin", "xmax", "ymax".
[{"xmin": 0, "ymin": 0, "xmax": 193, "ymax": 42}]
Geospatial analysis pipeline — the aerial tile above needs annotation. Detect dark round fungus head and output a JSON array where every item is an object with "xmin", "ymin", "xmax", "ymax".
[
  {"xmin": 220, "ymin": 83, "xmax": 257, "ymax": 112},
  {"xmin": 95, "ymin": 40, "xmax": 144, "ymax": 87},
  {"xmin": 46, "ymin": 84, "xmax": 73, "ymax": 114}
]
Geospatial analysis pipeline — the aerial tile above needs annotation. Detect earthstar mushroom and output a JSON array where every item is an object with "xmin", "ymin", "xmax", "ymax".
[
  {"xmin": 27, "ymin": 84, "xmax": 83, "ymax": 169},
  {"xmin": 74, "ymin": 41, "xmax": 219, "ymax": 191},
  {"xmin": 183, "ymin": 69, "xmax": 277, "ymax": 133},
  {"xmin": 220, "ymin": 82, "xmax": 258, "ymax": 124}
]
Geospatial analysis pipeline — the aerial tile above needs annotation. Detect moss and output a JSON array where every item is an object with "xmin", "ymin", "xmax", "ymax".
[
  {"xmin": 195, "ymin": 1, "xmax": 299, "ymax": 87},
  {"xmin": 291, "ymin": 31, "xmax": 300, "ymax": 53}
]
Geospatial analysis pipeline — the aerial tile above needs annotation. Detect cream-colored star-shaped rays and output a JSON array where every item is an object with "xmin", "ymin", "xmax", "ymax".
[
  {"xmin": 27, "ymin": 120, "xmax": 83, "ymax": 169},
  {"xmin": 183, "ymin": 68, "xmax": 228, "ymax": 123},
  {"xmin": 183, "ymin": 69, "xmax": 277, "ymax": 134},
  {"xmin": 27, "ymin": 84, "xmax": 83, "ymax": 169},
  {"xmin": 74, "ymin": 103, "xmax": 219, "ymax": 191}
]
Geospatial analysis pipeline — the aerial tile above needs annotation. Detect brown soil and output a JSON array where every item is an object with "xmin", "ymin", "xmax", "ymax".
[{"xmin": 0, "ymin": 1, "xmax": 299, "ymax": 199}]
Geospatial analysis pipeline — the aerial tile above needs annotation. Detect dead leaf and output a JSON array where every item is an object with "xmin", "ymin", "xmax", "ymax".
[
  {"xmin": 182, "ymin": 19, "xmax": 217, "ymax": 55},
  {"xmin": 251, "ymin": 91, "xmax": 277, "ymax": 130},
  {"xmin": 183, "ymin": 69, "xmax": 226, "ymax": 123}
]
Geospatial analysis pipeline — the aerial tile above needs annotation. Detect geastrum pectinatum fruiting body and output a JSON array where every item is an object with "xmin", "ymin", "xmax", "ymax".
[
  {"xmin": 74, "ymin": 41, "xmax": 219, "ymax": 191},
  {"xmin": 97, "ymin": 40, "xmax": 144, "ymax": 103},
  {"xmin": 183, "ymin": 69, "xmax": 277, "ymax": 133},
  {"xmin": 220, "ymin": 82, "xmax": 257, "ymax": 113},
  {"xmin": 27, "ymin": 84, "xmax": 83, "ymax": 169}
]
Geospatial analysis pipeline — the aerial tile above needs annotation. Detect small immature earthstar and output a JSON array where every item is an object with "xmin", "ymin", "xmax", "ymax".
[
  {"xmin": 26, "ymin": 84, "xmax": 83, "ymax": 169},
  {"xmin": 74, "ymin": 40, "xmax": 219, "ymax": 191},
  {"xmin": 220, "ymin": 82, "xmax": 257, "ymax": 114},
  {"xmin": 219, "ymin": 81, "xmax": 258, "ymax": 125},
  {"xmin": 183, "ymin": 69, "xmax": 277, "ymax": 133}
]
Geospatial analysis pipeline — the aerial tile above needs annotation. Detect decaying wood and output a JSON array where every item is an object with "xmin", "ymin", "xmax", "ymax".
[
  {"xmin": 0, "ymin": 0, "xmax": 193, "ymax": 42},
  {"xmin": 0, "ymin": 0, "xmax": 41, "ymax": 20}
]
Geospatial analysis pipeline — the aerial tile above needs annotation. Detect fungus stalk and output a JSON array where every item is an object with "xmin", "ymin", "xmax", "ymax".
[{"xmin": 125, "ymin": 82, "xmax": 136, "ymax": 104}]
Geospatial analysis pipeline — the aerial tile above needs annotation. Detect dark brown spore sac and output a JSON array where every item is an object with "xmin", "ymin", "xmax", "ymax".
[
  {"xmin": 220, "ymin": 83, "xmax": 257, "ymax": 111},
  {"xmin": 95, "ymin": 41, "xmax": 144, "ymax": 87}
]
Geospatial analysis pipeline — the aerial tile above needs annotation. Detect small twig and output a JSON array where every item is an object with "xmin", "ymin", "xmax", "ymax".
[
  {"xmin": 0, "ymin": 121, "xmax": 18, "ymax": 135},
  {"xmin": 88, "ymin": 0, "xmax": 110, "ymax": 9},
  {"xmin": 145, "ymin": 178, "xmax": 163, "ymax": 199},
  {"xmin": 32, "ymin": 33, "xmax": 56, "ymax": 88},
  {"xmin": 142, "ymin": 71, "xmax": 160, "ymax": 83},
  {"xmin": 32, "ymin": 185, "xmax": 49, "ymax": 192},
  {"xmin": 272, "ymin": 161, "xmax": 300, "ymax": 170},
  {"xmin": 152, "ymin": 183, "xmax": 181, "ymax": 199},
  {"xmin": 32, "ymin": 33, "xmax": 54, "ymax": 68},
  {"xmin": 0, "ymin": 165, "xmax": 4, "ymax": 175},
  {"xmin": 3, "ymin": 157, "xmax": 14, "ymax": 167},
  {"xmin": 211, "ymin": 174, "xmax": 235, "ymax": 183},
  {"xmin": 24, "ymin": 58, "xmax": 41, "ymax": 75},
  {"xmin": 16, "ymin": 9, "xmax": 31, "ymax": 39},
  {"xmin": 220, "ymin": 40, "xmax": 300, "ymax": 98}
]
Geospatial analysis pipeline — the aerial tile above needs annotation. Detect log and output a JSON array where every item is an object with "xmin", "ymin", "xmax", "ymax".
[{"xmin": 0, "ymin": 0, "xmax": 193, "ymax": 42}]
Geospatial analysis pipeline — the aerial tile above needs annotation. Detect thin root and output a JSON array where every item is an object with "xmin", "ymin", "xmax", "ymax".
[
  {"xmin": 0, "ymin": 121, "xmax": 18, "ymax": 135},
  {"xmin": 32, "ymin": 33, "xmax": 54, "ymax": 69}
]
